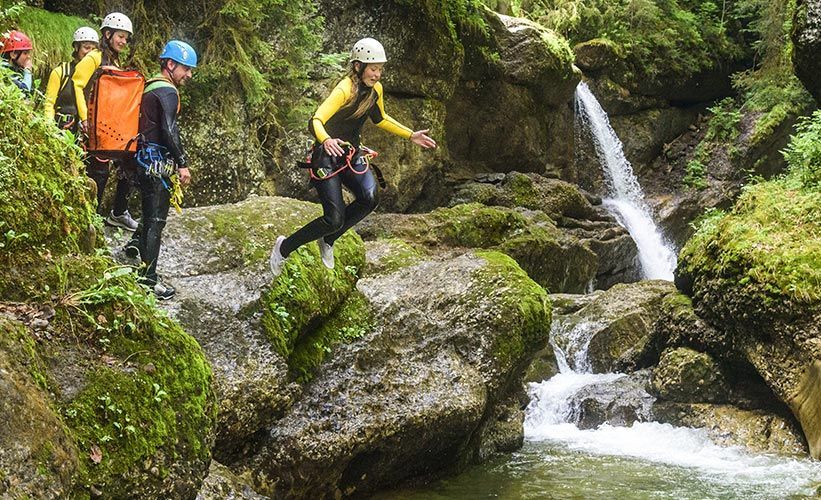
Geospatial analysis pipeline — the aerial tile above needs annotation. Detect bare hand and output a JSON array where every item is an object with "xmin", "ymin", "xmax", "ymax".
[
  {"xmin": 178, "ymin": 167, "xmax": 191, "ymax": 186},
  {"xmin": 410, "ymin": 129, "xmax": 436, "ymax": 149},
  {"xmin": 323, "ymin": 138, "xmax": 346, "ymax": 156}
]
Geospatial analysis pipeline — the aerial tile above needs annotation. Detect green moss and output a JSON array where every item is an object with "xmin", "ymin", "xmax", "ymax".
[
  {"xmin": 0, "ymin": 79, "xmax": 99, "ymax": 292},
  {"xmin": 289, "ymin": 291, "xmax": 374, "ymax": 382},
  {"xmin": 0, "ymin": 317, "xmax": 49, "ymax": 390},
  {"xmin": 680, "ymin": 176, "xmax": 820, "ymax": 303},
  {"xmin": 514, "ymin": 0, "xmax": 744, "ymax": 84},
  {"xmin": 365, "ymin": 238, "xmax": 424, "ymax": 277},
  {"xmin": 473, "ymin": 250, "xmax": 552, "ymax": 365},
  {"xmin": 431, "ymin": 203, "xmax": 530, "ymax": 248},
  {"xmin": 52, "ymin": 269, "xmax": 215, "ymax": 496},
  {"xmin": 261, "ymin": 231, "xmax": 366, "ymax": 361}
]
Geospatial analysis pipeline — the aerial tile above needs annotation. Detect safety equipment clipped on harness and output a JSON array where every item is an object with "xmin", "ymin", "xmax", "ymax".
[
  {"xmin": 296, "ymin": 142, "xmax": 386, "ymax": 188},
  {"xmin": 136, "ymin": 141, "xmax": 184, "ymax": 213},
  {"xmin": 86, "ymin": 68, "xmax": 144, "ymax": 160},
  {"xmin": 136, "ymin": 142, "xmax": 175, "ymax": 180}
]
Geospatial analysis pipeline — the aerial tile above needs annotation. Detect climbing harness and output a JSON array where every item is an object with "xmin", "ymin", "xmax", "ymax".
[
  {"xmin": 136, "ymin": 141, "xmax": 184, "ymax": 213},
  {"xmin": 297, "ymin": 142, "xmax": 386, "ymax": 188}
]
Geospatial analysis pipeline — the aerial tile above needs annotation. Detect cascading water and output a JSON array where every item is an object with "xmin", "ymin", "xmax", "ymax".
[
  {"xmin": 575, "ymin": 82, "xmax": 678, "ymax": 281},
  {"xmin": 519, "ymin": 317, "xmax": 821, "ymax": 498}
]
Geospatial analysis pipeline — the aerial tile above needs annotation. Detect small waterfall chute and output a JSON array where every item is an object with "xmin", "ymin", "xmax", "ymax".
[{"xmin": 574, "ymin": 82, "xmax": 677, "ymax": 280}]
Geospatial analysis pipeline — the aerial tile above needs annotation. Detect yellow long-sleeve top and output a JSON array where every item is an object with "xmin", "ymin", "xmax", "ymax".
[
  {"xmin": 309, "ymin": 77, "xmax": 413, "ymax": 147},
  {"xmin": 71, "ymin": 49, "xmax": 118, "ymax": 121},
  {"xmin": 43, "ymin": 64, "xmax": 64, "ymax": 120}
]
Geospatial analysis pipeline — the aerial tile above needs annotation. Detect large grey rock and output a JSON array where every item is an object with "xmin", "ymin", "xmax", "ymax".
[
  {"xmin": 234, "ymin": 252, "xmax": 551, "ymax": 498},
  {"xmin": 568, "ymin": 371, "xmax": 655, "ymax": 429},
  {"xmin": 133, "ymin": 196, "xmax": 365, "ymax": 460},
  {"xmin": 650, "ymin": 348, "xmax": 730, "ymax": 403},
  {"xmin": 793, "ymin": 0, "xmax": 821, "ymax": 102},
  {"xmin": 551, "ymin": 281, "xmax": 678, "ymax": 373}
]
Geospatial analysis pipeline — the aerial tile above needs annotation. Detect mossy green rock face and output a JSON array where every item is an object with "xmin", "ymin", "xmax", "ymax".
[
  {"xmin": 0, "ymin": 317, "xmax": 78, "ymax": 498},
  {"xmin": 448, "ymin": 172, "xmax": 642, "ymax": 287},
  {"xmin": 650, "ymin": 348, "xmax": 729, "ymax": 403},
  {"xmin": 237, "ymin": 251, "xmax": 550, "ymax": 498},
  {"xmin": 358, "ymin": 203, "xmax": 598, "ymax": 292},
  {"xmin": 792, "ymin": 0, "xmax": 821, "ymax": 102},
  {"xmin": 552, "ymin": 281, "xmax": 678, "ymax": 373},
  {"xmin": 154, "ymin": 196, "xmax": 366, "ymax": 458},
  {"xmin": 676, "ymin": 174, "xmax": 821, "ymax": 458},
  {"xmin": 0, "ymin": 78, "xmax": 215, "ymax": 496},
  {"xmin": 0, "ymin": 81, "xmax": 97, "ymax": 300}
]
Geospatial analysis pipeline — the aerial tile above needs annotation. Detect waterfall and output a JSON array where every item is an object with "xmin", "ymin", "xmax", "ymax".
[{"xmin": 574, "ymin": 82, "xmax": 677, "ymax": 280}]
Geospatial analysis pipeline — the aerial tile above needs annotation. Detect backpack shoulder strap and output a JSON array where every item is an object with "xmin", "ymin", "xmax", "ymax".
[{"xmin": 144, "ymin": 76, "xmax": 180, "ymax": 113}]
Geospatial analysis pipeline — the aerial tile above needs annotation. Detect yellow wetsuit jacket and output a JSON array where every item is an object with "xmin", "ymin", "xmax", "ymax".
[
  {"xmin": 71, "ymin": 49, "xmax": 118, "ymax": 122},
  {"xmin": 309, "ymin": 77, "xmax": 413, "ymax": 147},
  {"xmin": 43, "ymin": 62, "xmax": 77, "ymax": 121}
]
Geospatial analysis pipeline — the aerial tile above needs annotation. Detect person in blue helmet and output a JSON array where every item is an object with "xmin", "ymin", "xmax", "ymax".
[{"xmin": 124, "ymin": 40, "xmax": 195, "ymax": 300}]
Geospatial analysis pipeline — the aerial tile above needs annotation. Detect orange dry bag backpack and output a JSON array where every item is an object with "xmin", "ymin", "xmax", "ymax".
[{"xmin": 86, "ymin": 67, "xmax": 145, "ymax": 159}]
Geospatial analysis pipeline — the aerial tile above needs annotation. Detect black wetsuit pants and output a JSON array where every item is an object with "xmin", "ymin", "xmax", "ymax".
[
  {"xmin": 281, "ymin": 167, "xmax": 378, "ymax": 257},
  {"xmin": 86, "ymin": 156, "xmax": 132, "ymax": 216},
  {"xmin": 127, "ymin": 167, "xmax": 170, "ymax": 285}
]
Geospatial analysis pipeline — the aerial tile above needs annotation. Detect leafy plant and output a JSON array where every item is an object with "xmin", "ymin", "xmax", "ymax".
[{"xmin": 782, "ymin": 110, "xmax": 821, "ymax": 189}]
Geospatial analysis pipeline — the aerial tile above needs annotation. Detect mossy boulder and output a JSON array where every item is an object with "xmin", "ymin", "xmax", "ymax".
[
  {"xmin": 141, "ymin": 196, "xmax": 366, "ymax": 458},
  {"xmin": 650, "ymin": 348, "xmax": 730, "ymax": 403},
  {"xmin": 358, "ymin": 203, "xmax": 598, "ymax": 292},
  {"xmin": 235, "ymin": 251, "xmax": 550, "ymax": 497},
  {"xmin": 0, "ymin": 80, "xmax": 97, "ymax": 300},
  {"xmin": 792, "ymin": 0, "xmax": 821, "ymax": 102},
  {"xmin": 676, "ymin": 172, "xmax": 821, "ymax": 458},
  {"xmin": 552, "ymin": 280, "xmax": 678, "ymax": 373},
  {"xmin": 449, "ymin": 172, "xmax": 641, "ymax": 288},
  {"xmin": 0, "ymin": 317, "xmax": 78, "ymax": 498},
  {"xmin": 1, "ymin": 78, "xmax": 216, "ymax": 496},
  {"xmin": 363, "ymin": 238, "xmax": 424, "ymax": 277},
  {"xmin": 1, "ymin": 263, "xmax": 217, "ymax": 498}
]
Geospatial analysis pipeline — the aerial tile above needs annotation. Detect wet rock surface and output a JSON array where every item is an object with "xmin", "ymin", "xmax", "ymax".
[{"xmin": 233, "ymin": 252, "xmax": 550, "ymax": 498}]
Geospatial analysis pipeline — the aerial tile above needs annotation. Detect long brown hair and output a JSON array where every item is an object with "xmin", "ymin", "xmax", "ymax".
[
  {"xmin": 100, "ymin": 29, "xmax": 121, "ymax": 67},
  {"xmin": 341, "ymin": 61, "xmax": 376, "ymax": 119}
]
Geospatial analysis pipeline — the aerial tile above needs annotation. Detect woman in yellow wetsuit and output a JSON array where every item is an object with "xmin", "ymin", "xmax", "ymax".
[
  {"xmin": 269, "ymin": 37, "xmax": 436, "ymax": 276},
  {"xmin": 43, "ymin": 26, "xmax": 99, "ymax": 133},
  {"xmin": 71, "ymin": 12, "xmax": 138, "ymax": 231}
]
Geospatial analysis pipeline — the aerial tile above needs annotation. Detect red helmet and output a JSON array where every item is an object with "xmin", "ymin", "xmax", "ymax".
[{"xmin": 1, "ymin": 30, "xmax": 33, "ymax": 53}]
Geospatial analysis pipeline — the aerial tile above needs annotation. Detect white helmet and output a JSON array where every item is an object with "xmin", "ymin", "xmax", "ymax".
[
  {"xmin": 350, "ymin": 37, "xmax": 387, "ymax": 64},
  {"xmin": 101, "ymin": 12, "xmax": 133, "ymax": 35},
  {"xmin": 73, "ymin": 26, "xmax": 99, "ymax": 44}
]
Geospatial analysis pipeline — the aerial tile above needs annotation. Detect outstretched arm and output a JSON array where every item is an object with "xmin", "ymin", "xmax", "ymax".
[{"xmin": 372, "ymin": 83, "xmax": 436, "ymax": 148}]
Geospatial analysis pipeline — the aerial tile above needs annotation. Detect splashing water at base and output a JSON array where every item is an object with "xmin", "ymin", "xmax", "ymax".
[{"xmin": 575, "ymin": 82, "xmax": 677, "ymax": 280}]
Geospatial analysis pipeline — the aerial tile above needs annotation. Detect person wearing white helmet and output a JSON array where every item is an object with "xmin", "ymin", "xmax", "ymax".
[
  {"xmin": 71, "ymin": 12, "xmax": 138, "ymax": 231},
  {"xmin": 43, "ymin": 26, "xmax": 99, "ymax": 129},
  {"xmin": 269, "ymin": 37, "xmax": 437, "ymax": 276}
]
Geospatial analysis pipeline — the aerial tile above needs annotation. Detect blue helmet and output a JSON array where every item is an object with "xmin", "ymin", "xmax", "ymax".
[{"xmin": 160, "ymin": 40, "xmax": 197, "ymax": 68}]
